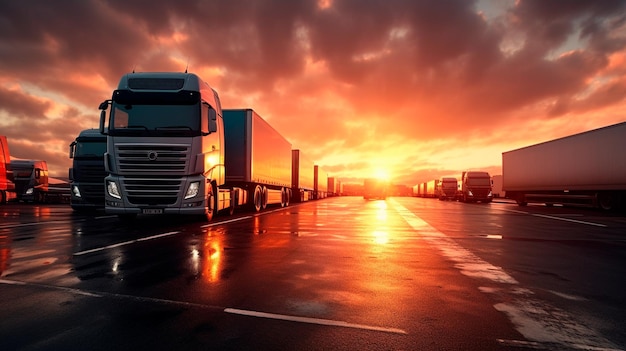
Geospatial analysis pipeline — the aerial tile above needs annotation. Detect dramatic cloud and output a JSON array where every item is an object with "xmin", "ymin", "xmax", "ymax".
[{"xmin": 1, "ymin": 0, "xmax": 625, "ymax": 186}]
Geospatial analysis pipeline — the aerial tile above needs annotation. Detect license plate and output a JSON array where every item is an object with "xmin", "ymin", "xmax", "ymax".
[{"xmin": 142, "ymin": 208, "xmax": 163, "ymax": 215}]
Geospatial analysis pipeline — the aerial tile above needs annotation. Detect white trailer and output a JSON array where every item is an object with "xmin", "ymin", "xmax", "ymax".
[{"xmin": 502, "ymin": 121, "xmax": 626, "ymax": 210}]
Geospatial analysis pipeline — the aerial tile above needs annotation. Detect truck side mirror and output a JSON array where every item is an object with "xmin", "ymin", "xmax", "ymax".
[
  {"xmin": 99, "ymin": 100, "xmax": 110, "ymax": 135},
  {"xmin": 208, "ymin": 108, "xmax": 218, "ymax": 133},
  {"xmin": 69, "ymin": 141, "xmax": 76, "ymax": 159}
]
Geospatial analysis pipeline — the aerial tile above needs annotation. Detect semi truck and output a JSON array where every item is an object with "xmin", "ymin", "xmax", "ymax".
[
  {"xmin": 363, "ymin": 178, "xmax": 388, "ymax": 200},
  {"xmin": 11, "ymin": 159, "xmax": 49, "ymax": 202},
  {"xmin": 291, "ymin": 149, "xmax": 315, "ymax": 202},
  {"xmin": 438, "ymin": 177, "xmax": 458, "ymax": 200},
  {"xmin": 502, "ymin": 121, "xmax": 626, "ymax": 210},
  {"xmin": 0, "ymin": 136, "xmax": 17, "ymax": 204},
  {"xmin": 69, "ymin": 128, "xmax": 108, "ymax": 211},
  {"xmin": 99, "ymin": 72, "xmax": 242, "ymax": 220},
  {"xmin": 222, "ymin": 108, "xmax": 292, "ymax": 212},
  {"xmin": 456, "ymin": 171, "xmax": 493, "ymax": 203}
]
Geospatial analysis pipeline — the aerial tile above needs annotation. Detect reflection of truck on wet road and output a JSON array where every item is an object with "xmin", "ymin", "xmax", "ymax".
[
  {"xmin": 503, "ymin": 122, "xmax": 626, "ymax": 210},
  {"xmin": 99, "ymin": 72, "xmax": 291, "ymax": 220},
  {"xmin": 69, "ymin": 128, "xmax": 107, "ymax": 212},
  {"xmin": 1, "ymin": 136, "xmax": 17, "ymax": 204},
  {"xmin": 457, "ymin": 171, "xmax": 493, "ymax": 203},
  {"xmin": 363, "ymin": 178, "xmax": 388, "ymax": 200},
  {"xmin": 11, "ymin": 159, "xmax": 49, "ymax": 203}
]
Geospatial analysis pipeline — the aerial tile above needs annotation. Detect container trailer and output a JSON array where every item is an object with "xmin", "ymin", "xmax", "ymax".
[
  {"xmin": 291, "ymin": 149, "xmax": 315, "ymax": 202},
  {"xmin": 0, "ymin": 136, "xmax": 17, "ymax": 204},
  {"xmin": 502, "ymin": 121, "xmax": 626, "ymax": 210},
  {"xmin": 223, "ymin": 108, "xmax": 292, "ymax": 212}
]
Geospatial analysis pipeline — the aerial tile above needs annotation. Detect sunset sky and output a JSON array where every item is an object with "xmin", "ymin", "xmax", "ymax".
[{"xmin": 1, "ymin": 0, "xmax": 626, "ymax": 186}]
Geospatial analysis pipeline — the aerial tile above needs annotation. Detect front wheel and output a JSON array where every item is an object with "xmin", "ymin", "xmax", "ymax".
[{"xmin": 204, "ymin": 183, "xmax": 217, "ymax": 221}]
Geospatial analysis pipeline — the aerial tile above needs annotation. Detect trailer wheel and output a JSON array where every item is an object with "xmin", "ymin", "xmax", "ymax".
[
  {"xmin": 285, "ymin": 188, "xmax": 291, "ymax": 207},
  {"xmin": 597, "ymin": 192, "xmax": 617, "ymax": 211},
  {"xmin": 253, "ymin": 185, "xmax": 263, "ymax": 212},
  {"xmin": 261, "ymin": 186, "xmax": 269, "ymax": 210},
  {"xmin": 227, "ymin": 190, "xmax": 236, "ymax": 216}
]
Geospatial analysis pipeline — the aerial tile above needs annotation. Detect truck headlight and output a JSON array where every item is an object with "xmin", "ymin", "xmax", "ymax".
[
  {"xmin": 468, "ymin": 190, "xmax": 473, "ymax": 196},
  {"xmin": 72, "ymin": 185, "xmax": 82, "ymax": 198},
  {"xmin": 185, "ymin": 181, "xmax": 200, "ymax": 199},
  {"xmin": 26, "ymin": 188, "xmax": 34, "ymax": 195},
  {"xmin": 107, "ymin": 180, "xmax": 121, "ymax": 199}
]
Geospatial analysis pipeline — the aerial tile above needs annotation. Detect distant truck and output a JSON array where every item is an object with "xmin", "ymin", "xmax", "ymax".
[
  {"xmin": 69, "ymin": 128, "xmax": 107, "ymax": 211},
  {"xmin": 0, "ymin": 136, "xmax": 17, "ymax": 204},
  {"xmin": 222, "ymin": 108, "xmax": 292, "ymax": 212},
  {"xmin": 99, "ymin": 72, "xmax": 293, "ymax": 220},
  {"xmin": 502, "ymin": 122, "xmax": 626, "ymax": 210},
  {"xmin": 291, "ymin": 149, "xmax": 315, "ymax": 202},
  {"xmin": 457, "ymin": 171, "xmax": 493, "ymax": 203},
  {"xmin": 491, "ymin": 175, "xmax": 504, "ymax": 198},
  {"xmin": 438, "ymin": 177, "xmax": 458, "ymax": 200},
  {"xmin": 11, "ymin": 159, "xmax": 49, "ymax": 203},
  {"xmin": 363, "ymin": 178, "xmax": 388, "ymax": 200}
]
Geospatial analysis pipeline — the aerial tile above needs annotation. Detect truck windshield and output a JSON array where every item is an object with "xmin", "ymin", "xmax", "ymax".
[
  {"xmin": 109, "ymin": 104, "xmax": 200, "ymax": 137},
  {"xmin": 75, "ymin": 141, "xmax": 107, "ymax": 157},
  {"xmin": 467, "ymin": 178, "xmax": 491, "ymax": 186}
]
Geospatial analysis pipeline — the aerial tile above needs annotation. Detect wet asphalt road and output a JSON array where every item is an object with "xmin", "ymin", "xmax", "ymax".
[{"xmin": 0, "ymin": 197, "xmax": 625, "ymax": 350}]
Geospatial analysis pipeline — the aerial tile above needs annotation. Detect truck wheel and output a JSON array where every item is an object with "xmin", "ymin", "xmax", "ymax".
[
  {"xmin": 261, "ymin": 186, "xmax": 268, "ymax": 210},
  {"xmin": 253, "ymin": 185, "xmax": 263, "ymax": 212},
  {"xmin": 205, "ymin": 183, "xmax": 217, "ymax": 221},
  {"xmin": 284, "ymin": 188, "xmax": 291, "ymax": 207}
]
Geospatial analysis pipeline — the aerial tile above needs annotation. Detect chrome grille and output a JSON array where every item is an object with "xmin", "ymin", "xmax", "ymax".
[
  {"xmin": 124, "ymin": 176, "xmax": 182, "ymax": 205},
  {"xmin": 115, "ymin": 144, "xmax": 190, "ymax": 175}
]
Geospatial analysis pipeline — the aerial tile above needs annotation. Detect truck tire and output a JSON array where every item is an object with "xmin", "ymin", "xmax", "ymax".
[
  {"xmin": 205, "ymin": 183, "xmax": 217, "ymax": 221},
  {"xmin": 253, "ymin": 185, "xmax": 263, "ymax": 212},
  {"xmin": 597, "ymin": 192, "xmax": 617, "ymax": 211},
  {"xmin": 261, "ymin": 186, "xmax": 268, "ymax": 210}
]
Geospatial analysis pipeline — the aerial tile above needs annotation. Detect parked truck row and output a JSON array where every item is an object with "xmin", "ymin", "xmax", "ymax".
[
  {"xmin": 412, "ymin": 172, "xmax": 493, "ymax": 203},
  {"xmin": 1, "ymin": 136, "xmax": 70, "ymax": 204},
  {"xmin": 81, "ymin": 71, "xmax": 332, "ymax": 220}
]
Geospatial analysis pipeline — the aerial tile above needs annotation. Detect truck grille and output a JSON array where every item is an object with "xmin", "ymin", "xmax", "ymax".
[
  {"xmin": 115, "ymin": 144, "xmax": 190, "ymax": 175},
  {"xmin": 124, "ymin": 177, "xmax": 182, "ymax": 205},
  {"xmin": 78, "ymin": 164, "xmax": 107, "ymax": 183}
]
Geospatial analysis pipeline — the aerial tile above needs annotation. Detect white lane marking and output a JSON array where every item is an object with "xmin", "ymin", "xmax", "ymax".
[
  {"xmin": 390, "ymin": 199, "xmax": 623, "ymax": 351},
  {"xmin": 501, "ymin": 208, "xmax": 607, "ymax": 227},
  {"xmin": 224, "ymin": 308, "xmax": 407, "ymax": 335},
  {"xmin": 531, "ymin": 213, "xmax": 607, "ymax": 227},
  {"xmin": 0, "ymin": 279, "xmax": 406, "ymax": 335},
  {"xmin": 73, "ymin": 231, "xmax": 179, "ymax": 256}
]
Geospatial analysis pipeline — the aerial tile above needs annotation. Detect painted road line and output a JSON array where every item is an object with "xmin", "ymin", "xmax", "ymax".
[
  {"xmin": 531, "ymin": 213, "xmax": 607, "ymax": 227},
  {"xmin": 224, "ymin": 308, "xmax": 408, "ymax": 335},
  {"xmin": 201, "ymin": 216, "xmax": 252, "ymax": 228},
  {"xmin": 0, "ymin": 279, "xmax": 102, "ymax": 297},
  {"xmin": 390, "ymin": 199, "xmax": 622, "ymax": 351},
  {"xmin": 501, "ymin": 208, "xmax": 607, "ymax": 227},
  {"xmin": 73, "ymin": 231, "xmax": 180, "ymax": 256}
]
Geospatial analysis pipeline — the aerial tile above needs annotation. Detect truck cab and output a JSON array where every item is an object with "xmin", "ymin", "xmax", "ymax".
[
  {"xmin": 11, "ymin": 159, "xmax": 49, "ymax": 203},
  {"xmin": 69, "ymin": 129, "xmax": 107, "ymax": 211},
  {"xmin": 458, "ymin": 171, "xmax": 493, "ymax": 203}
]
